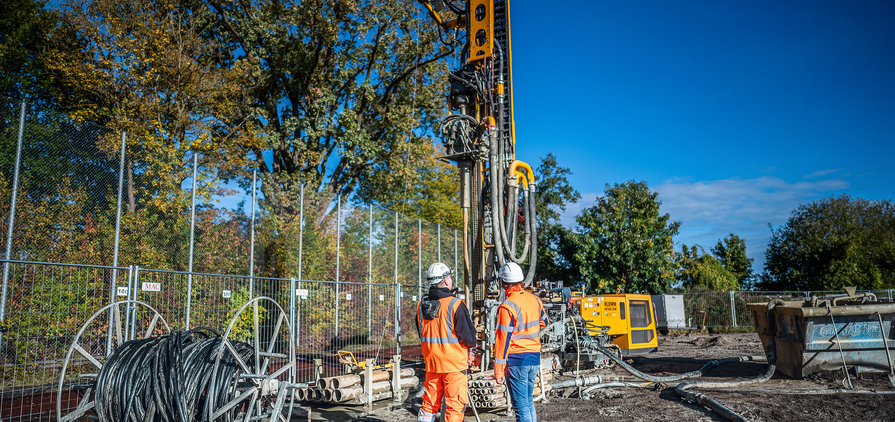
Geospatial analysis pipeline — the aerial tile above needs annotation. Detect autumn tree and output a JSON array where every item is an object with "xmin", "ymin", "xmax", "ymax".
[
  {"xmin": 199, "ymin": 0, "xmax": 457, "ymax": 215},
  {"xmin": 534, "ymin": 153, "xmax": 579, "ymax": 283},
  {"xmin": 48, "ymin": 0, "xmax": 249, "ymax": 212},
  {"xmin": 760, "ymin": 195, "xmax": 895, "ymax": 291},
  {"xmin": 568, "ymin": 180, "xmax": 679, "ymax": 294}
]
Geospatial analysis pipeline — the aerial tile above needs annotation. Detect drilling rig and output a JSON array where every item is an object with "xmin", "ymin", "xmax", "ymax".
[
  {"xmin": 417, "ymin": 0, "xmax": 538, "ymax": 367},
  {"xmin": 417, "ymin": 1, "xmax": 658, "ymax": 374}
]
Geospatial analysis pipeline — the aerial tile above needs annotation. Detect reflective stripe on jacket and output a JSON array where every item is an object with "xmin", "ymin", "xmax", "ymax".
[
  {"xmin": 418, "ymin": 296, "xmax": 469, "ymax": 373},
  {"xmin": 493, "ymin": 286, "xmax": 548, "ymax": 378}
]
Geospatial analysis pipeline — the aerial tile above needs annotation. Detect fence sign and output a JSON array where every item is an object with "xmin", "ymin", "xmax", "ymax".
[
  {"xmin": 222, "ymin": 290, "xmax": 232, "ymax": 299},
  {"xmin": 346, "ymin": 293, "xmax": 352, "ymax": 300},
  {"xmin": 296, "ymin": 289, "xmax": 309, "ymax": 299},
  {"xmin": 412, "ymin": 295, "xmax": 417, "ymax": 301},
  {"xmin": 141, "ymin": 282, "xmax": 161, "ymax": 292},
  {"xmin": 116, "ymin": 287, "xmax": 128, "ymax": 297},
  {"xmin": 379, "ymin": 295, "xmax": 385, "ymax": 301}
]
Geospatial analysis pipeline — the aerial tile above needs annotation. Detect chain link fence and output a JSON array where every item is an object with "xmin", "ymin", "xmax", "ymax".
[
  {"xmin": 0, "ymin": 98, "xmax": 471, "ymax": 420},
  {"xmin": 681, "ymin": 289, "xmax": 895, "ymax": 329}
]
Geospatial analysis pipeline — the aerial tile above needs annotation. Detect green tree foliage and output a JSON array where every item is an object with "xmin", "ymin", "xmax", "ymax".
[
  {"xmin": 534, "ymin": 153, "xmax": 579, "ymax": 282},
  {"xmin": 569, "ymin": 180, "xmax": 679, "ymax": 294},
  {"xmin": 711, "ymin": 233, "xmax": 754, "ymax": 287},
  {"xmin": 676, "ymin": 244, "xmax": 739, "ymax": 291},
  {"xmin": 760, "ymin": 195, "xmax": 895, "ymax": 290},
  {"xmin": 201, "ymin": 0, "xmax": 458, "ymax": 216},
  {"xmin": 0, "ymin": 0, "xmax": 60, "ymax": 106}
]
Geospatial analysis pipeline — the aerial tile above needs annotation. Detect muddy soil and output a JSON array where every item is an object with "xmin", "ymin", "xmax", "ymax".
[{"xmin": 306, "ymin": 333, "xmax": 895, "ymax": 422}]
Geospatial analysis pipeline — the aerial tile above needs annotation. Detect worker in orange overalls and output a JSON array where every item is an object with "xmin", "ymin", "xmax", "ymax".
[
  {"xmin": 493, "ymin": 262, "xmax": 548, "ymax": 422},
  {"xmin": 416, "ymin": 263, "xmax": 477, "ymax": 422}
]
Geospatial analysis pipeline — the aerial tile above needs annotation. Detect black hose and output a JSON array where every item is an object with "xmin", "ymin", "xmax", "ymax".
[
  {"xmin": 93, "ymin": 328, "xmax": 263, "ymax": 422},
  {"xmin": 672, "ymin": 299, "xmax": 783, "ymax": 422}
]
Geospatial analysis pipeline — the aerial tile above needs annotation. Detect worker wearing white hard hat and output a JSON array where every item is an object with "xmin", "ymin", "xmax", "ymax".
[
  {"xmin": 415, "ymin": 263, "xmax": 476, "ymax": 422},
  {"xmin": 493, "ymin": 262, "xmax": 547, "ymax": 422}
]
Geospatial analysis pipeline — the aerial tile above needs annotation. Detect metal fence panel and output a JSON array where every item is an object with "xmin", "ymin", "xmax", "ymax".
[{"xmin": 0, "ymin": 261, "xmax": 127, "ymax": 421}]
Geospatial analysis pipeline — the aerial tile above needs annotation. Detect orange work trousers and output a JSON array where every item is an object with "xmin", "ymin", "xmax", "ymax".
[{"xmin": 418, "ymin": 371, "xmax": 468, "ymax": 422}]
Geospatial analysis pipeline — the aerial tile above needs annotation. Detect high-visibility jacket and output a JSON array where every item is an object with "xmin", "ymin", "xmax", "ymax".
[
  {"xmin": 493, "ymin": 285, "xmax": 548, "ymax": 378},
  {"xmin": 417, "ymin": 295, "xmax": 471, "ymax": 373}
]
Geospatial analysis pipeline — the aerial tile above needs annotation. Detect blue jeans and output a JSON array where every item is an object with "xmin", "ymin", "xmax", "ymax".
[{"xmin": 507, "ymin": 364, "xmax": 538, "ymax": 422}]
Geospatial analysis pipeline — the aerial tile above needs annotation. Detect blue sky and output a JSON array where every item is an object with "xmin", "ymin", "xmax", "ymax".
[
  {"xmin": 211, "ymin": 1, "xmax": 894, "ymax": 272},
  {"xmin": 507, "ymin": 0, "xmax": 895, "ymax": 270}
]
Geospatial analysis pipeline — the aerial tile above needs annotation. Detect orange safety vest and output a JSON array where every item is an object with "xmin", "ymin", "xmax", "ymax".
[
  {"xmin": 418, "ymin": 296, "xmax": 468, "ymax": 373},
  {"xmin": 493, "ymin": 287, "xmax": 547, "ymax": 377}
]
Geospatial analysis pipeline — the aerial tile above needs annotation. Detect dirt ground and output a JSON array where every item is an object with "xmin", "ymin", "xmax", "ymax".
[{"xmin": 301, "ymin": 332, "xmax": 895, "ymax": 422}]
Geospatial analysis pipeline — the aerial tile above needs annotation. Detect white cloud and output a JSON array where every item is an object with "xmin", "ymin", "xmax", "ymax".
[
  {"xmin": 560, "ymin": 176, "xmax": 851, "ymax": 271},
  {"xmin": 802, "ymin": 168, "xmax": 844, "ymax": 179}
]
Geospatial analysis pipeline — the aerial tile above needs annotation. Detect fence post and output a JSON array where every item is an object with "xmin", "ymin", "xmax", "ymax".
[
  {"xmin": 418, "ymin": 218, "xmax": 422, "ymax": 302},
  {"xmin": 106, "ymin": 130, "xmax": 127, "ymax": 355},
  {"xmin": 368, "ymin": 204, "xmax": 372, "ymax": 335},
  {"xmin": 298, "ymin": 185, "xmax": 304, "ymax": 285},
  {"xmin": 249, "ymin": 170, "xmax": 257, "ymax": 290},
  {"xmin": 437, "ymin": 223, "xmax": 441, "ymax": 263},
  {"xmin": 0, "ymin": 102, "xmax": 26, "ymax": 346},
  {"xmin": 335, "ymin": 193, "xmax": 341, "ymax": 335},
  {"xmin": 729, "ymin": 291, "xmax": 737, "ymax": 327},
  {"xmin": 186, "ymin": 153, "xmax": 198, "ymax": 329},
  {"xmin": 129, "ymin": 266, "xmax": 140, "ymax": 341},
  {"xmin": 290, "ymin": 277, "xmax": 296, "ymax": 363},
  {"xmin": 394, "ymin": 211, "xmax": 400, "ymax": 357}
]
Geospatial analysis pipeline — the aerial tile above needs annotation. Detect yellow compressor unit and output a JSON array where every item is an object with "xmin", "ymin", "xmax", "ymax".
[{"xmin": 573, "ymin": 293, "xmax": 658, "ymax": 355}]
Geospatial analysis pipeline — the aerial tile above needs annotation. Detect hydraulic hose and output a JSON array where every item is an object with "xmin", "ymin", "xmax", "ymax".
[
  {"xmin": 672, "ymin": 299, "xmax": 783, "ymax": 422},
  {"xmin": 522, "ymin": 182, "xmax": 537, "ymax": 286},
  {"xmin": 580, "ymin": 382, "xmax": 654, "ymax": 399},
  {"xmin": 586, "ymin": 339, "xmax": 763, "ymax": 383},
  {"xmin": 488, "ymin": 131, "xmax": 506, "ymax": 269}
]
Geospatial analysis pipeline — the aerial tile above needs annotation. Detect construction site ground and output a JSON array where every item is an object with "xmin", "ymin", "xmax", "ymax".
[{"xmin": 304, "ymin": 332, "xmax": 895, "ymax": 422}]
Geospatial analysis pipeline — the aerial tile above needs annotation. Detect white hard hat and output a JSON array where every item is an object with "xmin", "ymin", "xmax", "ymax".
[
  {"xmin": 498, "ymin": 262, "xmax": 524, "ymax": 284},
  {"xmin": 426, "ymin": 263, "xmax": 453, "ymax": 285}
]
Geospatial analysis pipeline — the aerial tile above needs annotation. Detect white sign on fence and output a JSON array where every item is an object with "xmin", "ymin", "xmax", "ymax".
[
  {"xmin": 412, "ymin": 295, "xmax": 417, "ymax": 301},
  {"xmin": 296, "ymin": 289, "xmax": 309, "ymax": 299},
  {"xmin": 116, "ymin": 287, "xmax": 128, "ymax": 297},
  {"xmin": 346, "ymin": 293, "xmax": 352, "ymax": 300},
  {"xmin": 222, "ymin": 290, "xmax": 232, "ymax": 299},
  {"xmin": 141, "ymin": 282, "xmax": 161, "ymax": 292},
  {"xmin": 379, "ymin": 295, "xmax": 385, "ymax": 301}
]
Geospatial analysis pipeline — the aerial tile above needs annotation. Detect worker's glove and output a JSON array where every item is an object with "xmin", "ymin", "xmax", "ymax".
[
  {"xmin": 494, "ymin": 376, "xmax": 505, "ymax": 385},
  {"xmin": 467, "ymin": 351, "xmax": 476, "ymax": 366}
]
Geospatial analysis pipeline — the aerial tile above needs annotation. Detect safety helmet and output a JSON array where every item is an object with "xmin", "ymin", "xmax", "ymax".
[
  {"xmin": 498, "ymin": 262, "xmax": 524, "ymax": 284},
  {"xmin": 426, "ymin": 263, "xmax": 453, "ymax": 285}
]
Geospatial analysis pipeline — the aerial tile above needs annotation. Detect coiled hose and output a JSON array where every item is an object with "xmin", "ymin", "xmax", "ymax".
[{"xmin": 94, "ymin": 327, "xmax": 257, "ymax": 422}]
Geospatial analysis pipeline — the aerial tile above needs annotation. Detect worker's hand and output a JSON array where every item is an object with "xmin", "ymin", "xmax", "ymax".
[
  {"xmin": 495, "ymin": 376, "xmax": 505, "ymax": 385},
  {"xmin": 467, "ymin": 351, "xmax": 476, "ymax": 366}
]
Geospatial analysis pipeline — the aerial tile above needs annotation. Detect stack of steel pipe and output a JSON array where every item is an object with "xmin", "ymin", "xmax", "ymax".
[
  {"xmin": 295, "ymin": 368, "xmax": 418, "ymax": 404},
  {"xmin": 468, "ymin": 369, "xmax": 553, "ymax": 408}
]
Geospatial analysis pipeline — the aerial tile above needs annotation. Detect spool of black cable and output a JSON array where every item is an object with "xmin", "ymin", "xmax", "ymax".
[{"xmin": 92, "ymin": 327, "xmax": 256, "ymax": 422}]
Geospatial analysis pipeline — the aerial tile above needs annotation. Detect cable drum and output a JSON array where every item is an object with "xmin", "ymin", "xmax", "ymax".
[
  {"xmin": 93, "ymin": 328, "xmax": 254, "ymax": 421},
  {"xmin": 57, "ymin": 298, "xmax": 303, "ymax": 422}
]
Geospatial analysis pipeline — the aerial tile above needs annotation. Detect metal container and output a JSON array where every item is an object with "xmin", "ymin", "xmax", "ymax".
[
  {"xmin": 651, "ymin": 294, "xmax": 686, "ymax": 333},
  {"xmin": 747, "ymin": 294, "xmax": 895, "ymax": 379}
]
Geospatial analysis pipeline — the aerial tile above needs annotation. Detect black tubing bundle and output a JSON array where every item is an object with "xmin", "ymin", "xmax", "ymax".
[{"xmin": 94, "ymin": 327, "xmax": 256, "ymax": 422}]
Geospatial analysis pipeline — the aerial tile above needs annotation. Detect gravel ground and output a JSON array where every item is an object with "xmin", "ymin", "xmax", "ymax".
[{"xmin": 298, "ymin": 333, "xmax": 895, "ymax": 422}]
